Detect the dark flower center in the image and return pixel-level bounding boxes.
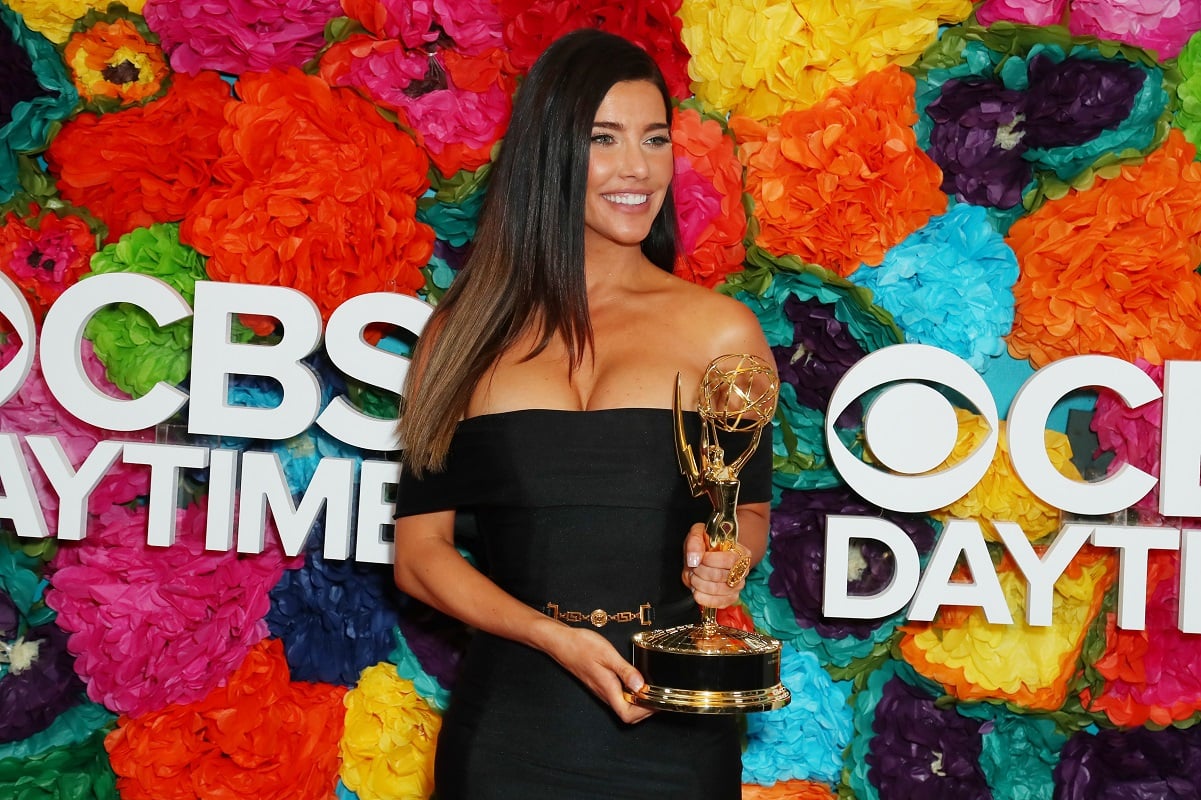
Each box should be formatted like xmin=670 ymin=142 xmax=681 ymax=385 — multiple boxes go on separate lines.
xmin=0 ymin=23 xmax=52 ymax=128
xmin=102 ymin=59 xmax=140 ymax=85
xmin=25 ymin=247 xmax=56 ymax=274
xmin=403 ymin=54 xmax=448 ymax=98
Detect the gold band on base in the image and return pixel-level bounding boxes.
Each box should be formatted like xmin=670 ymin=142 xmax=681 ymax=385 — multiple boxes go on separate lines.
xmin=623 ymin=683 xmax=791 ymax=714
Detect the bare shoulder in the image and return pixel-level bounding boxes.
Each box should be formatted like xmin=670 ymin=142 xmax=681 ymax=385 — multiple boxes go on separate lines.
xmin=656 ymin=274 xmax=770 ymax=359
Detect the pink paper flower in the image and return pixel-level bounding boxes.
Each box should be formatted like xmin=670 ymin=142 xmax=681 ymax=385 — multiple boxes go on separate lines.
xmin=46 ymin=502 xmax=299 ymax=716
xmin=975 ymin=0 xmax=1068 ymax=26
xmin=1069 ymin=0 xmax=1201 ymax=60
xmin=143 ymin=0 xmax=344 ymax=75
xmin=1091 ymin=358 xmax=1168 ymax=524
xmin=0 ymin=342 xmax=150 ymax=525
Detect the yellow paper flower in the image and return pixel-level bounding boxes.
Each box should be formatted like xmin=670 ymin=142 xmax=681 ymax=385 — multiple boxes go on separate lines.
xmin=4 ymin=0 xmax=146 ymax=43
xmin=932 ymin=409 xmax=1078 ymax=542
xmin=679 ymin=0 xmax=973 ymax=120
xmin=900 ymin=546 xmax=1115 ymax=709
xmin=340 ymin=663 xmax=441 ymax=800
xmin=64 ymin=16 xmax=169 ymax=108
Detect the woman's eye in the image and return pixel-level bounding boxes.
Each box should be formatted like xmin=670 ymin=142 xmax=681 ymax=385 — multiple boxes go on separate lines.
xmin=590 ymin=133 xmax=615 ymax=145
xmin=646 ymin=135 xmax=671 ymax=147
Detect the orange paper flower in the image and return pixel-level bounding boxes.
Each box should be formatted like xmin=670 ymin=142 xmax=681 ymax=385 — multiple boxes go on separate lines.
xmin=742 ymin=780 xmax=836 ymax=799
xmin=671 ymin=105 xmax=747 ymax=288
xmin=105 ymin=638 xmax=347 ymax=800
xmin=730 ymin=67 xmax=946 ymax=276
xmin=64 ymin=15 xmax=169 ymax=109
xmin=182 ymin=68 xmax=434 ymax=323
xmin=900 ymin=546 xmax=1115 ymax=710
xmin=1006 ymin=128 xmax=1201 ymax=368
xmin=45 ymin=70 xmax=230 ymax=243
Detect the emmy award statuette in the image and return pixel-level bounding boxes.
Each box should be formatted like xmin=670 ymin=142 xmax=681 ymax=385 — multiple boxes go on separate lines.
xmin=625 ymin=354 xmax=791 ymax=713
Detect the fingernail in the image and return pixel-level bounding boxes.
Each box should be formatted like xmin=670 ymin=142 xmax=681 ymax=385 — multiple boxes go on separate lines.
xmin=687 ymin=553 xmax=700 ymax=568
xmin=628 ymin=676 xmax=644 ymax=692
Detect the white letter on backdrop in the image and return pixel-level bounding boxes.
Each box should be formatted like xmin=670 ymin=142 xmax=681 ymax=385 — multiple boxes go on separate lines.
xmin=909 ymin=518 xmax=1013 ymax=624
xmin=1091 ymin=525 xmax=1180 ymax=630
xmin=41 ymin=274 xmax=191 ymax=431
xmin=992 ymin=521 xmax=1093 ymax=627
xmin=189 ymin=282 xmax=322 ymax=441
xmin=237 ymin=452 xmax=354 ymax=558
xmin=1160 ymin=361 xmax=1201 ymax=518
xmin=353 ymin=458 xmax=400 ymax=565
xmin=25 ymin=436 xmax=123 ymax=541
xmin=0 ymin=434 xmax=48 ymax=538
xmin=122 ymin=442 xmax=209 ymax=547
xmin=823 ymin=515 xmax=921 ymax=619
xmin=318 ymin=292 xmax=432 ymax=451
xmin=1008 ymin=356 xmax=1159 ymax=516
xmin=0 ymin=272 xmax=37 ymax=405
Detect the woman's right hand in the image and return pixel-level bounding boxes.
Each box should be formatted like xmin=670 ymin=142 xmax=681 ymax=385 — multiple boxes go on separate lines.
xmin=543 ymin=624 xmax=655 ymax=725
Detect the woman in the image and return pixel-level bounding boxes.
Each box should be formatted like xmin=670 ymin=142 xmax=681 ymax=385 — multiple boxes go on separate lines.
xmin=393 ymin=28 xmax=775 ymax=799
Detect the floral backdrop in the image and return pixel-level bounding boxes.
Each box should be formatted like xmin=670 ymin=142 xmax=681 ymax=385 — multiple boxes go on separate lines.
xmin=3 ymin=0 xmax=1201 ymax=798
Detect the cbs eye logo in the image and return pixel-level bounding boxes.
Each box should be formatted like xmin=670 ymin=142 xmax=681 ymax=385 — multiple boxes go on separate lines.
xmin=825 ymin=344 xmax=999 ymax=514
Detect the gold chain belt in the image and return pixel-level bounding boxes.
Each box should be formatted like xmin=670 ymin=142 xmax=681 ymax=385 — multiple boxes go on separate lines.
xmin=543 ymin=602 xmax=654 ymax=628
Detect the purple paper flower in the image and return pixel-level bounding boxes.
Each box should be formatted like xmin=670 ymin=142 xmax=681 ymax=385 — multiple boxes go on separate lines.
xmin=0 ymin=620 xmax=85 ymax=744
xmin=1021 ymin=53 xmax=1146 ymax=150
xmin=768 ymin=487 xmax=937 ymax=639
xmin=396 ymin=603 xmax=468 ymax=692
xmin=925 ymin=77 xmax=1031 ymax=208
xmin=868 ymin=674 xmax=990 ymax=798
xmin=772 ymin=295 xmax=867 ymax=427
xmin=1056 ymin=725 xmax=1201 ymax=799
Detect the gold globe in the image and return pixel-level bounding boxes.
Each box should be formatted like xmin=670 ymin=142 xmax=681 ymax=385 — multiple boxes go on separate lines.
xmin=697 ymin=354 xmax=779 ymax=435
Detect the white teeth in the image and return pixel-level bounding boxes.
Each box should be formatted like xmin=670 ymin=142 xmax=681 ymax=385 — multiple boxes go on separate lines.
xmin=604 ymin=193 xmax=648 ymax=205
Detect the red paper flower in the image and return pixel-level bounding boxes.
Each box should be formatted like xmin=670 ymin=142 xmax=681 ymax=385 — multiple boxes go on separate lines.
xmin=731 ymin=67 xmax=946 ymax=276
xmin=181 ymin=68 xmax=434 ymax=323
xmin=671 ymin=105 xmax=747 ymax=288
xmin=0 ymin=203 xmax=96 ymax=321
xmin=45 ymin=70 xmax=230 ymax=244
xmin=498 ymin=0 xmax=692 ymax=98
xmin=340 ymin=0 xmax=504 ymax=55
xmin=105 ymin=638 xmax=347 ymax=800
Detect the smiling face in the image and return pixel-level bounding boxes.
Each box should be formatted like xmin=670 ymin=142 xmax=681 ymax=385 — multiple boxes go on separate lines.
xmin=583 ymin=80 xmax=674 ymax=256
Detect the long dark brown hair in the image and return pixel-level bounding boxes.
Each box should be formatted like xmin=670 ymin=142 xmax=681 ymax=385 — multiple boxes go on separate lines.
xmin=398 ymin=29 xmax=678 ymax=474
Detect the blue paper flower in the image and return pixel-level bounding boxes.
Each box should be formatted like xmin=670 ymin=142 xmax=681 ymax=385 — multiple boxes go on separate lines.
xmin=742 ymin=645 xmax=853 ymax=785
xmin=850 ymin=203 xmax=1019 ymax=372
xmin=267 ymin=523 xmax=405 ymax=685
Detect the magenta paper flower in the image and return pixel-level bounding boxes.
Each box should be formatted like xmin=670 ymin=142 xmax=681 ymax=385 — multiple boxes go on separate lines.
xmin=1070 ymin=0 xmax=1201 ymax=61
xmin=0 ymin=342 xmax=150 ymax=528
xmin=143 ymin=0 xmax=344 ymax=75
xmin=1091 ymin=358 xmax=1168 ymax=524
xmin=46 ymin=502 xmax=299 ymax=716
xmin=319 ymin=39 xmax=514 ymax=177
xmin=975 ymin=0 xmax=1068 ymax=26
xmin=341 ymin=0 xmax=504 ymax=55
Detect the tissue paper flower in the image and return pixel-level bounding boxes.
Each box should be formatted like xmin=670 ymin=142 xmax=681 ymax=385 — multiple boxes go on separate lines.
xmin=1007 ymin=129 xmax=1201 ymax=369
xmin=731 ymin=67 xmax=947 ymax=276
xmin=850 ymin=204 xmax=1018 ymax=371
xmin=741 ymin=646 xmax=853 ymax=785
xmin=1178 ymin=33 xmax=1201 ymax=149
xmin=1055 ymin=723 xmax=1201 ymax=799
xmin=900 ymin=545 xmax=1115 ymax=709
xmin=143 ymin=0 xmax=343 ymax=75
xmin=974 ymin=0 xmax=1068 ymax=26
xmin=0 ymin=5 xmax=79 ymax=203
xmin=0 ymin=204 xmax=97 ymax=322
xmin=498 ymin=0 xmax=693 ymax=98
xmin=182 ymin=68 xmax=434 ymax=322
xmin=106 ymin=638 xmax=346 ymax=800
xmin=45 ymin=70 xmax=230 ymax=243
xmin=1070 ymin=0 xmax=1201 ymax=61
xmin=679 ymin=0 xmax=972 ymax=120
xmin=319 ymin=38 xmax=514 ymax=178
xmin=64 ymin=11 xmax=170 ymax=111
xmin=2 ymin=0 xmax=144 ymax=44
xmin=340 ymin=663 xmax=441 ymax=800
xmin=82 ymin=223 xmax=224 ymax=398
xmin=0 ymin=726 xmax=116 ymax=800
xmin=46 ymin=503 xmax=296 ymax=716
xmin=341 ymin=0 xmax=504 ymax=54
xmin=0 ymin=618 xmax=85 ymax=744
xmin=1081 ymin=550 xmax=1201 ymax=727
xmin=671 ymin=105 xmax=747 ymax=288
xmin=934 ymin=411 xmax=1077 ymax=542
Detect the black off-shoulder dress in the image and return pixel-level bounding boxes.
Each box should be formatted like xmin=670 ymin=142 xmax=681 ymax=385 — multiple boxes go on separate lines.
xmin=394 ymin=408 xmax=772 ymax=800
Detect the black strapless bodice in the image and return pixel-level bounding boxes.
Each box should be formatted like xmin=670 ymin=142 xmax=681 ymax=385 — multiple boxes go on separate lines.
xmin=394 ymin=409 xmax=772 ymax=799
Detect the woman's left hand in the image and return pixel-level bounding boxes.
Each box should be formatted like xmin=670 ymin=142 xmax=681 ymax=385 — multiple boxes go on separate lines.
xmin=681 ymin=523 xmax=750 ymax=608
